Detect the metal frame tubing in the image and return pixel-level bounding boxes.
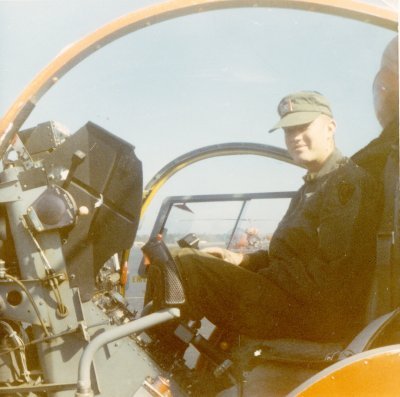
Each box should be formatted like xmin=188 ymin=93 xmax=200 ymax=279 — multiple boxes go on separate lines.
xmin=141 ymin=142 xmax=297 ymax=215
xmin=75 ymin=308 xmax=181 ymax=397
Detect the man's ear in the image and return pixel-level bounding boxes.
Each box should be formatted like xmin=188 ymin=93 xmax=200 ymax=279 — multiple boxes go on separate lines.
xmin=328 ymin=118 xmax=337 ymax=136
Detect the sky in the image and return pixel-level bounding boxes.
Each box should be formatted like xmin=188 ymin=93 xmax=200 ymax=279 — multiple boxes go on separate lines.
xmin=0 ymin=0 xmax=397 ymax=234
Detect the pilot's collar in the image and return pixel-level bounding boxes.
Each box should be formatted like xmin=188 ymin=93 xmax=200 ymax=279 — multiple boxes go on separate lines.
xmin=303 ymin=148 xmax=344 ymax=183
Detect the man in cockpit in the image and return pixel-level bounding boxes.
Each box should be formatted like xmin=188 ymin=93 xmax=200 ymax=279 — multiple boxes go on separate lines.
xmin=168 ymin=89 xmax=380 ymax=344
xmin=147 ymin=37 xmax=397 ymax=346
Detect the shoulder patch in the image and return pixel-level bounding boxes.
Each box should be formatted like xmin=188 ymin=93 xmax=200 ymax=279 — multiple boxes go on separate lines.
xmin=337 ymin=180 xmax=355 ymax=205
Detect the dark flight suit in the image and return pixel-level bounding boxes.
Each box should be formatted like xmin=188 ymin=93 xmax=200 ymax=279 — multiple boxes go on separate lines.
xmin=352 ymin=119 xmax=398 ymax=178
xmin=173 ymin=149 xmax=380 ymax=343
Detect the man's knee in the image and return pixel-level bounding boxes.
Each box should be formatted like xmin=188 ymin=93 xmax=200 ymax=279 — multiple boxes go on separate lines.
xmin=172 ymin=246 xmax=197 ymax=258
xmin=174 ymin=247 xmax=216 ymax=269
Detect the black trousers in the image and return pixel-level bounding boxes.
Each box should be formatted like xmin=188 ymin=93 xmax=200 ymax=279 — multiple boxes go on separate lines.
xmin=172 ymin=248 xmax=318 ymax=340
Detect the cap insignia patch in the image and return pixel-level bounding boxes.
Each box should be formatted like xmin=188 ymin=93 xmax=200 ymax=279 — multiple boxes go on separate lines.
xmin=279 ymin=98 xmax=293 ymax=116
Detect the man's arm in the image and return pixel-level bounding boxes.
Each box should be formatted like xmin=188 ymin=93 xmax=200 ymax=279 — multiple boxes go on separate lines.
xmin=201 ymin=247 xmax=244 ymax=265
xmin=240 ymin=250 xmax=270 ymax=271
xmin=201 ymin=247 xmax=269 ymax=270
xmin=260 ymin=164 xmax=380 ymax=305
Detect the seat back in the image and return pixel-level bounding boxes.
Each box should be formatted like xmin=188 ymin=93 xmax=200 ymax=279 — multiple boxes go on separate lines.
xmin=365 ymin=146 xmax=399 ymax=321
xmin=351 ymin=120 xmax=399 ymax=324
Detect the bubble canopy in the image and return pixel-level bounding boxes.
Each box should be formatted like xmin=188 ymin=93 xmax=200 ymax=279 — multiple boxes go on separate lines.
xmin=0 ymin=0 xmax=396 ymax=211
xmin=0 ymin=0 xmax=396 ymax=152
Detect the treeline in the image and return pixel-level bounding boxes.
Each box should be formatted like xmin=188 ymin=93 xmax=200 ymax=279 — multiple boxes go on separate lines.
xmin=135 ymin=233 xmax=230 ymax=244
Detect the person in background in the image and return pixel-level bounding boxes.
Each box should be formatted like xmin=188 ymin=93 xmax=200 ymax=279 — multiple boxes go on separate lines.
xmin=352 ymin=35 xmax=398 ymax=175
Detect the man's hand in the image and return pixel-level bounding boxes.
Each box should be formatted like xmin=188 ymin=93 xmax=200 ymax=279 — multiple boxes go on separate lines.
xmin=201 ymin=247 xmax=244 ymax=266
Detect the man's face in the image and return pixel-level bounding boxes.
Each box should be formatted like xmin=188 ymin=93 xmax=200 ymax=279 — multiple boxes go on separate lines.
xmin=373 ymin=66 xmax=399 ymax=128
xmin=373 ymin=36 xmax=398 ymax=128
xmin=284 ymin=115 xmax=336 ymax=172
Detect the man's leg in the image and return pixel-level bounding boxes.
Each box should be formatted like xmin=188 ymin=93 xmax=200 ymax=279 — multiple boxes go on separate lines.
xmin=174 ymin=248 xmax=304 ymax=340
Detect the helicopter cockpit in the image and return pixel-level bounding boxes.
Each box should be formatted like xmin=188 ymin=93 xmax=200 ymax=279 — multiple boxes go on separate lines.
xmin=0 ymin=1 xmax=398 ymax=396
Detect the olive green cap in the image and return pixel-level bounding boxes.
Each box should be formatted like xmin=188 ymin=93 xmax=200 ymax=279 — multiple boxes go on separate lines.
xmin=269 ymin=91 xmax=333 ymax=132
